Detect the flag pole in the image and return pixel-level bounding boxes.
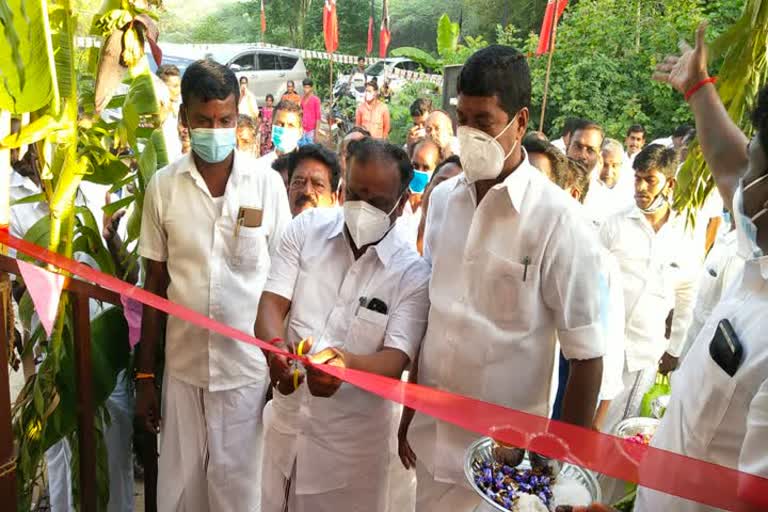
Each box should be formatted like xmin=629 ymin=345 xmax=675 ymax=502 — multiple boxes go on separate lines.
xmin=539 ymin=0 xmax=560 ymax=133
xmin=330 ymin=53 xmax=335 ymax=106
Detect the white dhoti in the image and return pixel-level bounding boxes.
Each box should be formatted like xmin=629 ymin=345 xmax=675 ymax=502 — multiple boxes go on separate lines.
xmin=601 ymin=366 xmax=657 ymax=434
xmin=158 ymin=374 xmax=266 ymax=512
xmin=414 ymin=460 xmax=479 ymax=512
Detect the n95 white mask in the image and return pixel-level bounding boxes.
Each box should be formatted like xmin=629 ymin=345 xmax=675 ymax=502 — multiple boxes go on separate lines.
xmin=343 ymin=199 xmax=400 ymax=248
xmin=458 ymin=114 xmax=518 ymax=183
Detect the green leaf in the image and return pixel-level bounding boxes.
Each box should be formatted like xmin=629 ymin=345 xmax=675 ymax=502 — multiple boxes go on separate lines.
xmin=390 ymin=47 xmax=441 ymax=71
xmin=137 ymin=138 xmax=157 ymax=183
xmin=124 ymin=66 xmax=160 ymax=115
xmin=0 ymin=0 xmax=57 ymax=113
xmin=83 ymin=157 xmax=131 ymax=186
xmin=436 ymin=14 xmax=460 ymax=59
xmin=10 ymin=192 xmax=45 ymax=207
xmin=151 ymin=128 xmax=169 ymax=169
xmin=102 ymin=194 xmax=135 ymax=217
xmin=0 ymin=115 xmax=61 ymax=150
xmin=42 ymin=307 xmax=130 ymax=452
xmin=21 ymin=214 xmax=51 ymax=249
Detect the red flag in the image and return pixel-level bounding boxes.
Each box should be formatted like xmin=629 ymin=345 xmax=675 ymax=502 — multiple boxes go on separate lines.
xmin=260 ymin=0 xmax=266 ymax=34
xmin=367 ymin=0 xmax=374 ymax=55
xmin=323 ymin=0 xmax=339 ymax=54
xmin=379 ymin=0 xmax=391 ymax=58
xmin=536 ymin=0 xmax=569 ymax=56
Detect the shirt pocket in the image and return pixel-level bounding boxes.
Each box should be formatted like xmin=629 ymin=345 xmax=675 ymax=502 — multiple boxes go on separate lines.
xmin=681 ymin=350 xmax=738 ymax=451
xmin=345 ymin=307 xmax=388 ymax=356
xmin=232 ymin=225 xmax=268 ymax=266
xmin=467 ymin=251 xmax=538 ymax=330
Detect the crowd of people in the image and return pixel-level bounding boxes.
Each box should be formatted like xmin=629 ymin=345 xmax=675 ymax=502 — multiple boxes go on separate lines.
xmin=7 ymin=22 xmax=768 ymax=512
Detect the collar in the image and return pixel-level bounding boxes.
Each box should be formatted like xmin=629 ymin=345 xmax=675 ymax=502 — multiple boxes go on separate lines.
xmin=328 ymin=208 xmax=404 ymax=266
xmin=452 ymin=148 xmax=536 ymax=212
xmin=177 ymin=150 xmax=244 ymax=183
xmin=742 ymin=256 xmax=768 ymax=283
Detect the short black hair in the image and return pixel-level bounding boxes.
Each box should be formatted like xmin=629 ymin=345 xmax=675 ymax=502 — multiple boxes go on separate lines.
xmin=346 ymin=126 xmax=371 ymax=138
xmin=436 ymin=155 xmax=462 ymax=171
xmin=633 ymin=143 xmax=679 ymax=178
xmin=563 ymin=158 xmax=591 ymax=203
xmin=522 ymin=135 xmax=568 ymax=185
xmin=286 ymin=144 xmax=341 ymax=191
xmin=272 ymin=153 xmax=291 ymax=173
xmin=287 ymin=80 xmax=295 ymax=86
xmin=302 ymin=78 xmax=313 ymax=87
xmin=410 ymin=98 xmax=433 ymax=118
xmin=562 ymin=117 xmax=585 ymax=137
xmin=366 ymin=81 xmax=379 ymax=91
xmin=181 ymin=59 xmax=239 ymax=106
xmin=156 ymin=64 xmax=180 ymax=81
xmin=275 ymin=99 xmax=302 ymax=116
xmin=347 ymin=138 xmax=413 ymax=193
xmin=627 ymin=124 xmax=646 ymax=137
xmin=752 ymin=85 xmax=768 ymax=160
xmin=266 ymin=93 xmax=274 ymax=102
xmin=239 ymin=76 xmax=248 ymax=83
xmin=673 ymin=124 xmax=695 ymax=139
xmin=237 ymin=114 xmax=257 ymax=132
xmin=572 ymin=119 xmax=604 ymax=138
xmin=458 ymin=45 xmax=531 ymax=119
xmin=358 ymin=56 xmax=366 ymax=62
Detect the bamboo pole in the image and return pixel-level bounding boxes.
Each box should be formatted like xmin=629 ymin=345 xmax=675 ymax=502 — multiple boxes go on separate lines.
xmin=539 ymin=0 xmax=560 ymax=133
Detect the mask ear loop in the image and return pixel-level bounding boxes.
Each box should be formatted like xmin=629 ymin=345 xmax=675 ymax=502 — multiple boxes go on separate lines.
xmin=495 ymin=113 xmax=520 ymax=162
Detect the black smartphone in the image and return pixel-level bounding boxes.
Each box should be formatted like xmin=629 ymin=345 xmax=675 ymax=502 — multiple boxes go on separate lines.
xmin=366 ymin=298 xmax=388 ymax=315
xmin=709 ymin=319 xmax=743 ymax=377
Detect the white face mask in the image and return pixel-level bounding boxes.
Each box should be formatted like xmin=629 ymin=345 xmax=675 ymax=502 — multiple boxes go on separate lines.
xmin=457 ymin=114 xmax=518 ymax=184
xmin=365 ymin=91 xmax=375 ymax=102
xmin=733 ymin=175 xmax=767 ymax=259
xmin=343 ymin=198 xmax=400 ymax=248
xmin=639 ymin=176 xmax=669 ymax=214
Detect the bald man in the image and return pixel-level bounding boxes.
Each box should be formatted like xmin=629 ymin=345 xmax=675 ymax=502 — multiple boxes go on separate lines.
xmin=397 ymin=138 xmax=442 ymax=248
xmin=425 ymin=110 xmax=460 ymax=159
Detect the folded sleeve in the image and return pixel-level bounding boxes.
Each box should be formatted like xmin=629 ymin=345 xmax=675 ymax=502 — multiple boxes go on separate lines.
xmin=263 ymin=210 xmax=308 ymax=301
xmin=138 ymin=174 xmax=168 ymax=262
xmin=543 ymin=213 xmax=606 ymax=361
xmin=383 ymin=260 xmax=431 ymax=362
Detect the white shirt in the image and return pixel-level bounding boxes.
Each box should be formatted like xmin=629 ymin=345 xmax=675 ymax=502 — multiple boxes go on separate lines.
xmin=396 ymin=199 xmax=422 ymax=248
xmin=583 ymin=178 xmax=634 ymax=225
xmin=596 ymin=247 xmax=626 ymax=401
xmin=263 ymin=207 xmax=430 ymax=494
xmin=413 ymin=156 xmax=606 ymax=485
xmin=138 ymin=151 xmax=291 ymax=391
xmin=680 ymin=230 xmax=744 ymax=360
xmin=552 ymin=137 xmax=567 ymax=153
xmin=636 ymin=257 xmax=768 ymax=511
xmin=600 ymin=209 xmax=699 ymax=372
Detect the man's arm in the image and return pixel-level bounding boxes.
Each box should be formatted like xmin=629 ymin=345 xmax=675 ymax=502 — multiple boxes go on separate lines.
xmin=662 ymin=262 xmax=698 ymax=373
xmin=355 ymin=106 xmax=363 ymax=128
xmin=254 ymin=291 xmax=294 ymax=395
xmin=134 ymin=259 xmax=169 ymax=433
xmin=561 ymin=357 xmax=604 ymax=427
xmin=653 ymin=22 xmax=748 ymax=211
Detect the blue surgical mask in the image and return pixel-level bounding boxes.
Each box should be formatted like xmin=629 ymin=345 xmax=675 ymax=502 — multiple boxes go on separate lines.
xmin=409 ymin=170 xmax=432 ymax=194
xmin=189 ymin=127 xmax=236 ymax=163
xmin=272 ymin=125 xmax=301 ymax=154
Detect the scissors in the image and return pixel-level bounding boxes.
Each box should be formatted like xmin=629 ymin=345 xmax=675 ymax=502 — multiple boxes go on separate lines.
xmin=291 ymin=338 xmax=310 ymax=391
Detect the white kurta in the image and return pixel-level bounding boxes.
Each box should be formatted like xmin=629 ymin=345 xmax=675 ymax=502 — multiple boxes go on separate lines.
xmin=412 ymin=154 xmax=606 ymax=503
xmin=636 ymin=257 xmax=768 ymax=511
xmin=260 ymin=207 xmax=430 ymax=512
xmin=139 ymin=150 xmax=290 ymax=511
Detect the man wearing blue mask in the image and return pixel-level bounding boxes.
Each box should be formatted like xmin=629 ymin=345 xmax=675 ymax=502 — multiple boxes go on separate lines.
xmin=398 ymin=138 xmax=441 ymax=247
xmin=256 ymin=138 xmax=430 ymax=512
xmin=399 ymin=46 xmax=606 ymax=511
xmin=635 ymin=23 xmax=768 ymax=511
xmin=135 ymin=59 xmax=291 ymax=512
xmin=260 ymin=99 xmax=304 ymax=169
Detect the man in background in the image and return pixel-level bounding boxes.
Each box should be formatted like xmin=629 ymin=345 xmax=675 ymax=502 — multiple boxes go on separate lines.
xmin=583 ymin=138 xmax=634 ymax=223
xmin=425 ymin=110 xmax=460 ymax=159
xmin=285 ymin=144 xmax=340 ymax=217
xmin=355 ymin=81 xmax=390 ymax=139
xmin=523 ymin=135 xmax=568 ymax=184
xmin=567 ymin=119 xmax=605 ymax=178
xmin=236 ymin=114 xmax=259 ymax=156
xmin=399 ymin=138 xmax=441 ymax=247
xmin=282 ymin=80 xmax=301 ymax=105
xmin=406 ymin=98 xmax=433 ymax=151
xmin=551 ymin=117 xmax=584 ymax=153
xmin=156 ymin=64 xmax=183 ymax=161
xmin=300 ymin=79 xmax=322 ymax=146
xmin=624 ymin=124 xmax=646 ymax=164
xmin=261 ymin=100 xmax=303 ymax=168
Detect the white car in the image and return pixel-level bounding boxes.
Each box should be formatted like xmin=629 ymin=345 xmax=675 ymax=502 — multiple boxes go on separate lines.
xmin=226 ymin=48 xmax=308 ymax=104
xmin=334 ymin=58 xmax=423 ymax=102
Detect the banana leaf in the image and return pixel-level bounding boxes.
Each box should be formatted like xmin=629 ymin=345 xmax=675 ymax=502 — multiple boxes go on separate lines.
xmin=0 ymin=0 xmax=57 ymax=113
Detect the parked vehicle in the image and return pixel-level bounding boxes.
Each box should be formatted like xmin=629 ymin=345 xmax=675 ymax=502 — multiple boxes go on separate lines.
xmin=226 ymin=48 xmax=308 ymax=104
xmin=333 ymin=58 xmax=425 ymax=102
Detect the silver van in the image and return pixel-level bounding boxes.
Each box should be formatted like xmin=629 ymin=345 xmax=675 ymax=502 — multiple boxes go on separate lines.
xmin=227 ymin=48 xmax=308 ymax=103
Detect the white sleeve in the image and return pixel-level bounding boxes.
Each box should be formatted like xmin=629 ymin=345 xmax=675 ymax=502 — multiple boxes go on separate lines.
xmin=599 ymin=253 xmax=626 ymax=400
xmin=263 ymin=211 xmax=308 ymax=301
xmin=543 ymin=213 xmax=605 ymax=361
xmin=266 ymin=170 xmax=292 ymax=258
xmin=383 ymin=260 xmax=431 ymax=361
xmin=738 ymin=379 xmax=768 ymax=483
xmin=138 ymin=174 xmax=168 ymax=262
xmin=666 ymin=262 xmax=699 ymax=357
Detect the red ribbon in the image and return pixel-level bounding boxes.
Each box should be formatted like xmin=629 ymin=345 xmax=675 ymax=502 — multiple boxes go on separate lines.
xmin=2 ymin=227 xmax=767 ymax=511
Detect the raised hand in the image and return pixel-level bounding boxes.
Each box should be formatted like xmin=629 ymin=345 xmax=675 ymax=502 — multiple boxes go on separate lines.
xmin=652 ymin=22 xmax=709 ymax=96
